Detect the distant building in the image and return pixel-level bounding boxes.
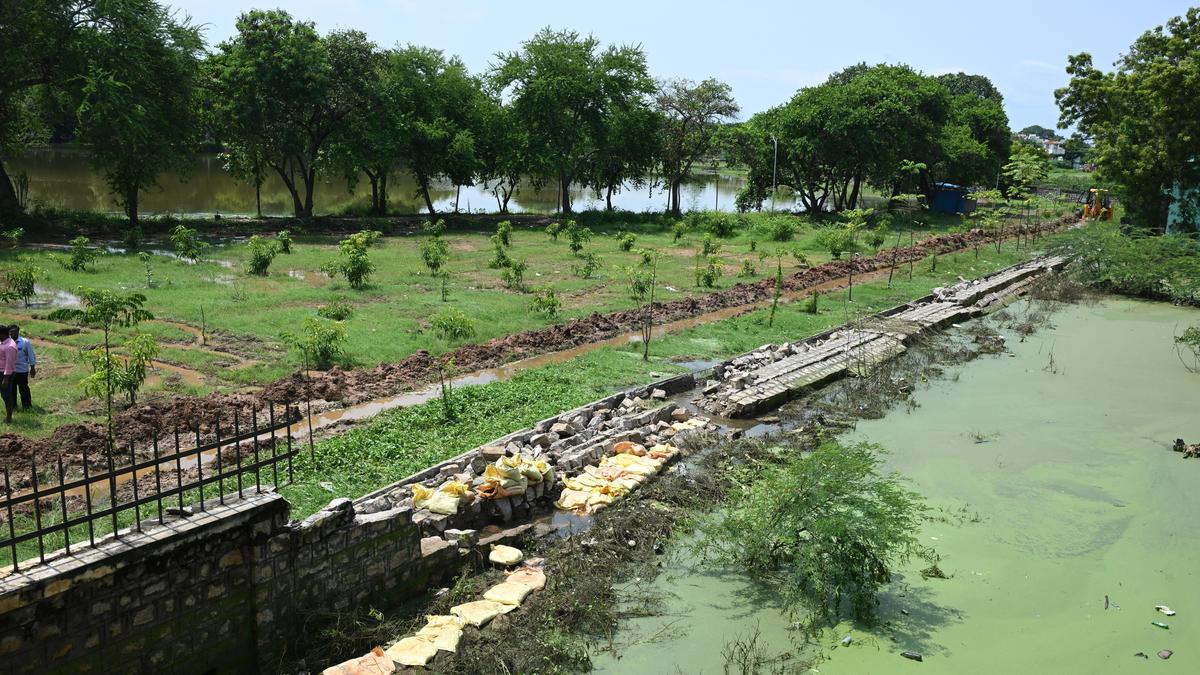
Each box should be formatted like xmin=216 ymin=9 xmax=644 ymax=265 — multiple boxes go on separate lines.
xmin=1041 ymin=139 xmax=1065 ymax=157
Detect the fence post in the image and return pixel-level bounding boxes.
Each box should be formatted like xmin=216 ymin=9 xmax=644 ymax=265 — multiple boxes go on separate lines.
xmin=57 ymin=455 xmax=69 ymax=555
xmin=30 ymin=458 xmax=44 ymax=564
xmin=129 ymin=440 xmax=141 ymax=533
xmin=4 ymin=468 xmax=17 ymax=572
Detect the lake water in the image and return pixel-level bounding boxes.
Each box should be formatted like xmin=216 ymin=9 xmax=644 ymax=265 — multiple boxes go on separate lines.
xmin=592 ymin=297 xmax=1200 ymax=673
xmin=6 ymin=147 xmax=751 ymax=216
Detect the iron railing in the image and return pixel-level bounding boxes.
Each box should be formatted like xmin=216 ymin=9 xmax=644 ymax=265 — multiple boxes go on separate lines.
xmin=0 ymin=402 xmax=300 ymax=572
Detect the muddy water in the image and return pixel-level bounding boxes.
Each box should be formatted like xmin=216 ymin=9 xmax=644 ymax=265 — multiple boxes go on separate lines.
xmin=592 ymin=298 xmax=1200 ymax=674
xmin=8 ymin=147 xmax=750 ymax=216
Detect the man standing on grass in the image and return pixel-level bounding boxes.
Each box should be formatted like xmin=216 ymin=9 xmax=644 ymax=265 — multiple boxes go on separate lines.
xmin=10 ymin=325 xmax=35 ymax=411
xmin=0 ymin=327 xmax=15 ymax=423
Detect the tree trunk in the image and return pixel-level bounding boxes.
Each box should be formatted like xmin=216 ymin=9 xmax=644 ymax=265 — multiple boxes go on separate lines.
xmin=369 ymin=173 xmax=380 ymax=215
xmin=125 ymin=186 xmax=139 ymax=228
xmin=454 ymin=185 xmax=461 ymax=214
xmin=560 ymin=173 xmax=573 ymax=214
xmin=501 ymin=178 xmax=514 ymax=214
xmin=302 ymin=168 xmax=316 ymax=221
xmin=274 ymin=165 xmax=305 ymax=219
xmin=848 ymin=175 xmax=862 ymax=210
xmin=606 ymin=183 xmax=614 ymax=211
xmin=255 ymin=179 xmax=262 ymax=219
xmin=0 ymin=160 xmax=20 ymax=215
xmin=418 ymin=174 xmax=436 ymax=216
xmin=669 ymin=178 xmax=682 ymax=216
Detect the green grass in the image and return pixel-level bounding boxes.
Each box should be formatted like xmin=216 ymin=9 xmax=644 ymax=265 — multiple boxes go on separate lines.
xmin=0 ymin=211 xmax=981 ymax=434
xmin=278 ymin=243 xmax=1037 ymax=519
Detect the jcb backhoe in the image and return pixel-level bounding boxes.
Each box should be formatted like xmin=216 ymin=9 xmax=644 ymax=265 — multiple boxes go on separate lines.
xmin=1077 ymin=188 xmax=1114 ymax=221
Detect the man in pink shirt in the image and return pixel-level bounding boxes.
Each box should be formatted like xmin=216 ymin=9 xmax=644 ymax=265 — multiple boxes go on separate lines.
xmin=0 ymin=328 xmax=15 ymax=423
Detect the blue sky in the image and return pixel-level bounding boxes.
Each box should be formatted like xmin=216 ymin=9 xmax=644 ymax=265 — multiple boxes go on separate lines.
xmin=171 ymin=0 xmax=1195 ymax=132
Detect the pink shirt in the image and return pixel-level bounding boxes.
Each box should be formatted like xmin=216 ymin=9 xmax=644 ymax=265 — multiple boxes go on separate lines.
xmin=0 ymin=338 xmax=15 ymax=376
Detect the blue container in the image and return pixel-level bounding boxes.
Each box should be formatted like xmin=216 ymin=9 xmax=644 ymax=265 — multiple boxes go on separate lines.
xmin=930 ymin=183 xmax=976 ymax=214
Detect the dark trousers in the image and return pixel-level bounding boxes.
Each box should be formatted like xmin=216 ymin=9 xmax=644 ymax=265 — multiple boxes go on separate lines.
xmin=1 ymin=376 xmax=14 ymax=412
xmin=12 ymin=372 xmax=30 ymax=408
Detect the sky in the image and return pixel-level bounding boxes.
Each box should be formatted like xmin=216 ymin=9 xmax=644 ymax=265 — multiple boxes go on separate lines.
xmin=170 ymin=0 xmax=1196 ymax=132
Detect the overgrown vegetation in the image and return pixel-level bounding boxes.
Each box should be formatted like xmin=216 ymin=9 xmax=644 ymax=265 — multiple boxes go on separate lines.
xmin=430 ymin=308 xmax=476 ymax=342
xmin=321 ymin=231 xmax=376 ymax=289
xmin=170 ymin=225 xmax=208 ymax=263
xmin=1053 ymin=223 xmax=1199 ymax=305
xmin=59 ymin=236 xmax=100 ymax=271
xmin=245 ymin=234 xmax=278 ymax=276
xmin=282 ymin=317 xmax=347 ymax=369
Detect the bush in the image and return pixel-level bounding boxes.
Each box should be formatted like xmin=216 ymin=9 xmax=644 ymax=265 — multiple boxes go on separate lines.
xmin=420 ymin=236 xmax=450 ymax=275
xmin=359 ymin=229 xmax=384 ymax=247
xmin=699 ymin=440 xmax=928 ymax=620
xmin=501 ymin=259 xmax=528 ymax=291
xmin=763 ymin=216 xmax=797 ymax=242
xmin=703 ymin=212 xmax=739 ymax=238
xmin=816 ymin=226 xmax=855 ymax=259
xmin=700 ymin=233 xmax=721 ymax=256
xmin=3 ymin=257 xmax=44 ymax=307
xmin=282 ymin=317 xmax=347 ymax=369
xmin=430 ymin=308 xmax=476 ymax=342
xmin=617 ymin=232 xmax=637 ymax=251
xmin=320 ymin=232 xmax=375 ymax=289
xmin=672 ymin=221 xmax=686 ymax=243
xmin=572 ymin=252 xmax=600 ymax=279
xmin=422 ymin=219 xmax=447 ymax=237
xmin=246 ymin=235 xmax=279 ymax=276
xmin=738 ymin=259 xmax=756 ymax=277
xmin=529 ymin=286 xmax=562 ymax=318
xmin=317 ymin=297 xmax=355 ymax=321
xmin=695 ymin=254 xmax=724 ymax=288
xmin=545 ymin=221 xmax=563 ymax=241
xmin=277 ymin=230 xmax=294 ymax=254
xmin=635 ymin=248 xmax=655 ymax=266
xmin=566 ymin=223 xmax=593 ymax=255
xmin=803 ymin=291 xmax=819 ymax=314
xmin=495 ymin=220 xmax=513 ymax=247
xmin=1051 ymin=223 xmax=1200 ymax=305
xmin=59 ymin=236 xmax=101 ymax=271
xmin=626 ymin=267 xmax=653 ymax=301
xmin=170 ymin=225 xmax=208 ymax=262
xmin=488 ymin=241 xmax=511 ymax=269
xmin=123 ymin=224 xmax=142 ymax=251
xmin=138 ymin=252 xmax=154 ymax=288
xmin=1 ymin=228 xmax=23 ymax=247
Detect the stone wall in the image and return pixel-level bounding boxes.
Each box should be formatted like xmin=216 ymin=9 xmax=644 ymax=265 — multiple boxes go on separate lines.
xmin=0 ymin=373 xmax=700 ymax=674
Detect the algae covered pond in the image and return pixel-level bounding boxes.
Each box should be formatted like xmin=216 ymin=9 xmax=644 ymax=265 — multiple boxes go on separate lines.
xmin=593 ymin=297 xmax=1200 ymax=673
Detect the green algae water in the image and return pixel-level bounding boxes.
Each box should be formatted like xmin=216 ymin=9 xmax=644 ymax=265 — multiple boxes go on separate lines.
xmin=593 ymin=297 xmax=1200 ymax=674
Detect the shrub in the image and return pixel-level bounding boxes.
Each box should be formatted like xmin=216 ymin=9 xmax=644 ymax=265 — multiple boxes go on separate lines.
xmin=1176 ymin=325 xmax=1200 ymax=372
xmin=803 ymin=291 xmax=819 ymax=314
xmin=815 ymin=226 xmax=855 ymax=259
xmin=138 ymin=252 xmax=154 ymax=288
xmin=277 ymin=230 xmax=294 ymax=254
xmin=246 ymin=234 xmax=278 ymax=276
xmin=123 ymin=224 xmax=142 ymax=251
xmin=695 ymin=254 xmax=724 ymax=288
xmin=672 ymin=221 xmax=687 ymax=243
xmin=626 ymin=267 xmax=653 ymax=301
xmin=738 ymin=259 xmax=756 ymax=278
xmin=529 ymin=286 xmax=562 ymax=318
xmin=545 ymin=221 xmax=563 ymax=241
xmin=317 ymin=297 xmax=355 ymax=321
xmin=3 ymin=257 xmax=44 ymax=306
xmin=420 ymin=236 xmax=450 ymax=276
xmin=501 ymin=259 xmax=528 ymax=291
xmin=1 ymin=227 xmax=23 ymax=247
xmin=430 ymin=308 xmax=476 ymax=342
xmin=422 ymin=219 xmax=447 ymax=237
xmin=705 ymin=212 xmax=738 ymax=238
xmin=495 ymin=220 xmax=513 ymax=247
xmin=566 ymin=223 xmax=592 ymax=255
xmin=321 ymin=232 xmax=375 ymax=289
xmin=170 ymin=225 xmax=208 ymax=262
xmin=359 ymin=229 xmax=384 ymax=247
xmin=282 ymin=317 xmax=347 ymax=369
xmin=749 ymin=239 xmax=757 ymax=252
xmin=700 ymin=233 xmax=721 ymax=256
xmin=764 ymin=216 xmax=797 ymax=242
xmin=572 ymin=252 xmax=600 ymax=279
xmin=617 ymin=232 xmax=637 ymax=251
xmin=635 ymin=248 xmax=654 ymax=266
xmin=59 ymin=236 xmax=101 ymax=271
xmin=487 ymin=241 xmax=511 ymax=269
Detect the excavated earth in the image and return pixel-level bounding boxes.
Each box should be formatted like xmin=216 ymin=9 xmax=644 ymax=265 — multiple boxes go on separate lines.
xmin=0 ymin=222 xmax=1066 ymax=474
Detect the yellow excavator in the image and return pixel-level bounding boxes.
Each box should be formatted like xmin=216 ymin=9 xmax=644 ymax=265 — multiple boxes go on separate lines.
xmin=1077 ymin=188 xmax=1114 ymax=221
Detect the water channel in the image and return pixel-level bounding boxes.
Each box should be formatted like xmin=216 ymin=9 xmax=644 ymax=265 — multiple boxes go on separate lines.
xmin=592 ymin=297 xmax=1200 ymax=673
xmin=6 ymin=148 xmax=751 ymax=216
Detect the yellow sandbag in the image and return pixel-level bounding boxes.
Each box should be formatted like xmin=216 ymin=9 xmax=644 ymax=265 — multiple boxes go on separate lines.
xmin=605 ymin=453 xmax=661 ymax=469
xmin=555 ymin=488 xmax=590 ymax=511
xmin=483 ymin=462 xmax=528 ymax=497
xmin=613 ymin=441 xmax=647 ymax=456
xmin=517 ymin=456 xmax=544 ymax=483
xmin=585 ymin=465 xmax=625 ymax=480
xmin=564 ymin=474 xmax=608 ymax=491
xmin=450 ymin=600 xmax=516 ymax=627
xmin=415 ymin=623 xmax=463 ymax=652
xmin=324 ymin=646 xmax=396 ymax=675
xmin=411 ymin=484 xmax=460 ymax=515
xmin=648 ymin=444 xmax=678 ymax=460
xmin=383 ymin=637 xmax=437 ymax=667
xmin=533 ymin=458 xmax=555 ymax=486
xmin=438 ymin=481 xmax=471 ymax=497
xmin=506 ymin=567 xmax=546 ymax=591
xmin=611 ymin=476 xmax=641 ymax=492
xmin=424 ymin=615 xmax=465 ymax=629
xmin=587 ymin=491 xmax=615 ymax=507
xmin=483 ymin=581 xmax=533 ymax=606
xmin=489 ymin=544 xmax=524 ymax=566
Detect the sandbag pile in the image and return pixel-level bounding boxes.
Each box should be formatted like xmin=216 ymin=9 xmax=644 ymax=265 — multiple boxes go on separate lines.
xmin=554 ymin=441 xmax=680 ymax=514
xmin=358 ymin=557 xmax=548 ymax=669
xmin=409 ymin=454 xmax=555 ymax=516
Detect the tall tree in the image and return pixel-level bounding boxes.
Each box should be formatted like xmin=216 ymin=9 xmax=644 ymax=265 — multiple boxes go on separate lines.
xmin=73 ymin=5 xmax=203 ymax=226
xmin=326 ymin=47 xmax=393 ymax=215
xmin=1057 ymin=7 xmax=1200 ymax=230
xmin=492 ymin=28 xmax=654 ymax=214
xmin=386 ymin=46 xmax=486 ymax=216
xmin=206 ymin=11 xmax=375 ymax=219
xmin=656 ymin=78 xmax=739 ymax=216
xmin=938 ymin=72 xmax=1005 ymax=104
xmin=476 ymin=97 xmax=525 ymax=214
xmin=586 ymin=102 xmax=660 ymax=211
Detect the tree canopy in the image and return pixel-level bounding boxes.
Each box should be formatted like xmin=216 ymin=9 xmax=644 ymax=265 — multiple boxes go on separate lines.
xmin=1057 ymin=7 xmax=1200 ymax=230
xmin=656 ymin=78 xmax=740 ymax=216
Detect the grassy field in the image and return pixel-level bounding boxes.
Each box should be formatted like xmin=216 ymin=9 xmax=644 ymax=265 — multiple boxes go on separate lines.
xmin=0 ymin=210 xmax=985 ymax=436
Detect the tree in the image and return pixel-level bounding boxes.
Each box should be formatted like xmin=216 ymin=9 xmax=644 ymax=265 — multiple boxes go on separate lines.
xmin=0 ymin=0 xmax=191 ymax=216
xmin=492 ymin=28 xmax=654 ymax=214
xmin=656 ymin=78 xmax=740 ymax=216
xmin=1062 ymin=133 xmax=1090 ymax=165
xmin=1057 ymin=8 xmax=1200 ymax=230
xmin=385 ymin=46 xmax=487 ymax=216
xmin=205 ymin=11 xmax=376 ymax=219
xmin=1017 ymin=124 xmax=1062 ymax=141
xmin=326 ymin=46 xmax=393 ymax=215
xmin=72 ymin=4 xmax=203 ymax=227
xmin=477 ymin=97 xmax=525 ymax=214
xmin=700 ymin=440 xmax=928 ymax=621
xmin=938 ymin=72 xmax=1005 ymax=104
xmin=586 ymin=102 xmax=660 ymax=211
xmin=49 ymin=290 xmax=154 ymax=451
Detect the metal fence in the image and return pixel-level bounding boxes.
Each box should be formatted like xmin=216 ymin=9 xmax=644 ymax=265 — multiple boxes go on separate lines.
xmin=1 ymin=402 xmax=300 ymax=572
